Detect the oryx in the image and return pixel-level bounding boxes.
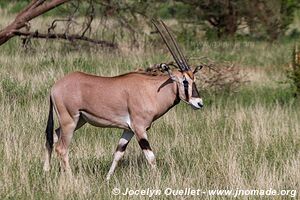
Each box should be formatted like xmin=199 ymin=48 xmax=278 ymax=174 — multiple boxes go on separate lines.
xmin=43 ymin=20 xmax=203 ymax=180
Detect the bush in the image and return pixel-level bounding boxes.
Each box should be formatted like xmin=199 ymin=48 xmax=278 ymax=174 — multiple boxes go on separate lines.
xmin=289 ymin=44 xmax=300 ymax=96
xmin=198 ymin=62 xmax=248 ymax=94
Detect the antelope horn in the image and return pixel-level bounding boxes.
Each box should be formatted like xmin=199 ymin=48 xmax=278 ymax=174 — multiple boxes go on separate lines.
xmin=152 ymin=19 xmax=187 ymax=72
xmin=160 ymin=20 xmax=190 ymax=71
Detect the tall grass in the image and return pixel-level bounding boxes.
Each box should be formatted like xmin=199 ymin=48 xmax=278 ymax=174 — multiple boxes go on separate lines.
xmin=0 ymin=16 xmax=299 ymax=199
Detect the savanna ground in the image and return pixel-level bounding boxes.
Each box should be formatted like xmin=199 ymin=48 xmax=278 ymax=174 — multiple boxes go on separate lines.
xmin=0 ymin=12 xmax=300 ymax=200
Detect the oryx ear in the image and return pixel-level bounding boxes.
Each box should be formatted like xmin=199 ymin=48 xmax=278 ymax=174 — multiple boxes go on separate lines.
xmin=160 ymin=63 xmax=179 ymax=82
xmin=193 ymin=65 xmax=203 ymax=74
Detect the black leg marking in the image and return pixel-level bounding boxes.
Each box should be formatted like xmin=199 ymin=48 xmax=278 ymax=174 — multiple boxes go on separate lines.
xmin=139 ymin=139 xmax=151 ymax=150
xmin=116 ymin=142 xmax=129 ymax=152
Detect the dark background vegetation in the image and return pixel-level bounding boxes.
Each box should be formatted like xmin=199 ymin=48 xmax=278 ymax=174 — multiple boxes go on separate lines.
xmin=1 ymin=0 xmax=300 ymax=41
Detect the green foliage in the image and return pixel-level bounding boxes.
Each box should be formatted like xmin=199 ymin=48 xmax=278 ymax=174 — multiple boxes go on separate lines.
xmin=281 ymin=0 xmax=300 ymax=30
xmin=1 ymin=77 xmax=30 ymax=105
xmin=1 ymin=0 xmax=299 ymax=44
xmin=289 ymin=45 xmax=300 ymax=96
xmin=244 ymin=0 xmax=300 ymax=41
xmin=156 ymin=1 xmax=193 ymax=19
xmin=8 ymin=1 xmax=28 ymax=13
xmin=0 ymin=75 xmax=52 ymax=105
xmin=159 ymin=0 xmax=300 ymax=40
xmin=0 ymin=0 xmax=29 ymax=12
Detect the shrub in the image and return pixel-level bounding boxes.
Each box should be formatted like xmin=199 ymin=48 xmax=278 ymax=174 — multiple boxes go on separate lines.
xmin=289 ymin=44 xmax=300 ymax=96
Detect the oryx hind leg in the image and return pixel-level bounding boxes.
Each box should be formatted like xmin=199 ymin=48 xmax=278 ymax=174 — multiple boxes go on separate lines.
xmin=54 ymin=128 xmax=60 ymax=144
xmin=43 ymin=97 xmax=54 ymax=172
xmin=55 ymin=113 xmax=80 ymax=173
xmin=54 ymin=117 xmax=86 ymax=144
xmin=106 ymin=129 xmax=134 ymax=181
xmin=43 ymin=141 xmax=53 ymax=171
xmin=44 ymin=128 xmax=62 ymax=171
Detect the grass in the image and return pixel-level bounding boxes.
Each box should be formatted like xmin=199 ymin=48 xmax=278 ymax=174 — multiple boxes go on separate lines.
xmin=0 ymin=16 xmax=299 ymax=200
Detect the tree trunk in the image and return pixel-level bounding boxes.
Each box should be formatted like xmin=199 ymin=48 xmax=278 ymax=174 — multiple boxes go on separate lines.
xmin=217 ymin=0 xmax=238 ymax=38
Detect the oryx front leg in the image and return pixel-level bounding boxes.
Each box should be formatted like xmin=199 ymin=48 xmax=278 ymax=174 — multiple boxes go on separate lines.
xmin=136 ymin=131 xmax=156 ymax=169
xmin=106 ymin=130 xmax=134 ymax=181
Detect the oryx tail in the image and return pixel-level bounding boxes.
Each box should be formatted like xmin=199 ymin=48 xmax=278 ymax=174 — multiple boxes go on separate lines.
xmin=45 ymin=97 xmax=54 ymax=149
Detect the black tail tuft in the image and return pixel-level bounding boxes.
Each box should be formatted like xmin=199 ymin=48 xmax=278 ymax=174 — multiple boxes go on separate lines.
xmin=45 ymin=97 xmax=54 ymax=149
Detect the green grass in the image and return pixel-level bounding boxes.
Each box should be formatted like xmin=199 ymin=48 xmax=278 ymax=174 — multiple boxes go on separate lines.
xmin=0 ymin=16 xmax=299 ymax=200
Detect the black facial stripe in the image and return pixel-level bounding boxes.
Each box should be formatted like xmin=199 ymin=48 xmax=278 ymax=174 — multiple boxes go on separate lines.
xmin=138 ymin=138 xmax=151 ymax=150
xmin=192 ymin=82 xmax=200 ymax=97
xmin=183 ymin=78 xmax=189 ymax=101
xmin=116 ymin=142 xmax=129 ymax=152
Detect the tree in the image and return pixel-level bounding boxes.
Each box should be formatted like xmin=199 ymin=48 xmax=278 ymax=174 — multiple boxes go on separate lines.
xmin=244 ymin=0 xmax=300 ymax=41
xmin=174 ymin=0 xmax=242 ymax=38
xmin=173 ymin=0 xmax=299 ymax=40
xmin=0 ymin=0 xmax=117 ymax=48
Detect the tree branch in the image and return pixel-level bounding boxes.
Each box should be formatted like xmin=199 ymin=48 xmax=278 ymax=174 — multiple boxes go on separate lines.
xmin=13 ymin=30 xmax=118 ymax=48
xmin=0 ymin=0 xmax=70 ymax=46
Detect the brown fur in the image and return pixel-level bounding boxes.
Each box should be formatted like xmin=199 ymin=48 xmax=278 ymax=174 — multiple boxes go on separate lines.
xmin=43 ymin=66 xmax=202 ymax=180
xmin=44 ymin=71 xmax=182 ymax=174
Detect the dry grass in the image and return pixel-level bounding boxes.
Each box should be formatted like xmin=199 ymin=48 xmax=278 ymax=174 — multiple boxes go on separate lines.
xmin=0 ymin=14 xmax=299 ymax=200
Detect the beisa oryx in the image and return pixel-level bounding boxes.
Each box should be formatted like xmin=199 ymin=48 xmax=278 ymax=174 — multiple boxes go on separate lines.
xmin=43 ymin=20 xmax=203 ymax=180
